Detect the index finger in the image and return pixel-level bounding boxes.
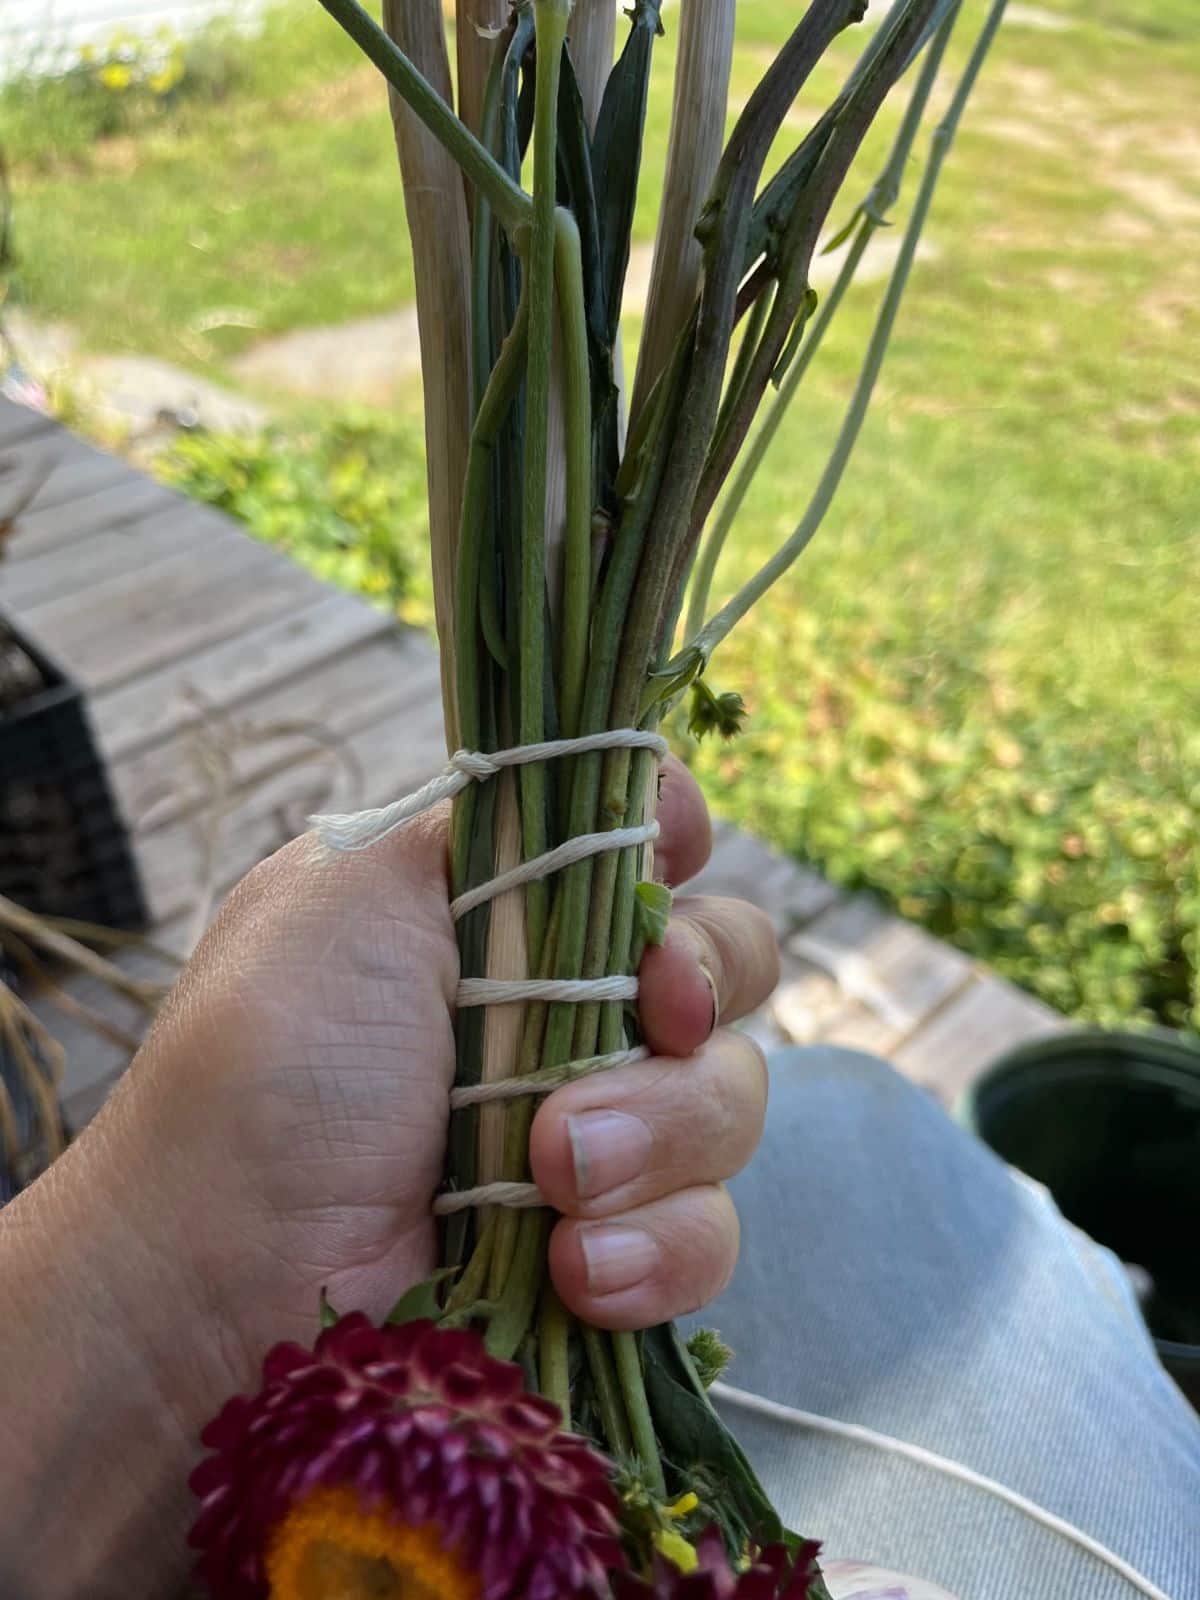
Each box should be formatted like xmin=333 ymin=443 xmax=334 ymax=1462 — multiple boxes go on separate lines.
xmin=654 ymin=755 xmax=712 ymax=888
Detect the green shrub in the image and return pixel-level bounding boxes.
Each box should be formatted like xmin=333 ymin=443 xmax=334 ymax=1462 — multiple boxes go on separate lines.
xmin=154 ymin=411 xmax=432 ymax=624
xmin=684 ymin=634 xmax=1199 ymax=1033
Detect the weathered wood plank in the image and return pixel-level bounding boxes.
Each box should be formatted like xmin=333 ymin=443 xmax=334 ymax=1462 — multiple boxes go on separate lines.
xmin=9 ymin=473 xmax=177 ymax=555
xmin=0 ymin=424 xmax=100 ymax=496
xmin=92 ymin=590 xmax=396 ymax=760
xmin=134 ymin=691 xmax=448 ymax=925
xmin=20 ymin=536 xmax=326 ymax=692
xmin=788 ymin=892 xmax=975 ymax=1034
xmin=684 ymin=824 xmax=840 ymax=934
xmin=0 ymin=399 xmax=58 ymax=449
xmin=9 ymin=447 xmax=133 ymax=521
xmin=894 ymin=973 xmax=1067 ymax=1104
xmin=1 ymin=498 xmax=238 ymax=610
xmin=112 ymin=631 xmax=443 ymax=834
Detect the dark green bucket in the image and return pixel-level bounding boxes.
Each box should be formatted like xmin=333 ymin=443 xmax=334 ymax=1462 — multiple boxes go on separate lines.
xmin=960 ymin=1029 xmax=1200 ymax=1408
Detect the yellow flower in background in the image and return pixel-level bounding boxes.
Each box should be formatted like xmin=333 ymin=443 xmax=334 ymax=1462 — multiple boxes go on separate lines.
xmin=98 ymin=62 xmax=133 ymax=91
xmin=148 ymin=51 xmax=185 ymax=96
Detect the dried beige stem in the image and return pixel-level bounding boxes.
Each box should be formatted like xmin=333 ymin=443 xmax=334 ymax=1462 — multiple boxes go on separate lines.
xmin=630 ymin=0 xmax=735 ymax=427
xmin=568 ymin=0 xmax=617 ymax=132
xmin=0 ymin=894 xmax=161 ymax=1010
xmin=382 ymin=0 xmax=473 ymax=751
xmin=455 ymin=0 xmax=507 ymax=142
xmin=3 ymin=934 xmax=145 ymax=1055
xmin=0 ymin=983 xmax=65 ymax=1165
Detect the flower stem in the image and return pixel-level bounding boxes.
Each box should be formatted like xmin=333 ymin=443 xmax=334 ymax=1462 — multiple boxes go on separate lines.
xmin=444 ymin=1216 xmax=496 ymax=1315
xmin=614 ymin=1331 xmax=664 ymax=1494
xmin=583 ymin=1326 xmax=634 ymax=1459
xmin=538 ymin=1285 xmax=571 ymax=1422
xmin=485 ymin=1209 xmax=550 ymax=1360
xmin=313 ymin=0 xmax=531 ymax=235
xmin=518 ymin=0 xmax=570 ymax=966
xmin=684 ymin=1 xmax=959 ymax=641
xmin=554 ymin=208 xmax=594 ymax=742
xmin=687 ymin=0 xmax=1005 ymax=667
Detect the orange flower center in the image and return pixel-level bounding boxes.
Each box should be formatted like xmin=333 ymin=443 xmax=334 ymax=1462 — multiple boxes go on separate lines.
xmin=267 ymin=1487 xmax=480 ymax=1600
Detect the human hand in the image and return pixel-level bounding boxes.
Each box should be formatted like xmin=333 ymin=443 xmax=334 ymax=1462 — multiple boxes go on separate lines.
xmin=0 ymin=757 xmax=778 ymax=1596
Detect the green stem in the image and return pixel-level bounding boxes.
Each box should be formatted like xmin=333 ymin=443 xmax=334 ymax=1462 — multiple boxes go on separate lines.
xmin=538 ymin=1285 xmax=571 ymax=1422
xmin=688 ymin=0 xmax=1005 ymax=665
xmin=518 ymin=0 xmax=570 ymax=966
xmin=444 ymin=1216 xmax=496 ymax=1314
xmin=314 ymin=0 xmax=531 ymax=235
xmin=554 ymin=208 xmax=593 ymax=742
xmin=485 ymin=1210 xmax=550 ymax=1360
xmin=583 ymin=1326 xmax=634 ymax=1459
xmin=613 ymin=1331 xmax=664 ymax=1493
xmin=683 ymin=2 xmax=958 ymax=642
xmin=450 ymin=289 xmax=530 ymax=896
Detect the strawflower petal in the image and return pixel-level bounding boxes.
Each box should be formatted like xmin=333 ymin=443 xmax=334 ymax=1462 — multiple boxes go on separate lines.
xmin=189 ymin=1314 xmax=624 ymax=1600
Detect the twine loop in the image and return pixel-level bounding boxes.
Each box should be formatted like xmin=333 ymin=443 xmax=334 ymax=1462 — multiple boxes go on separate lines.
xmin=309 ymin=731 xmax=667 ymax=1214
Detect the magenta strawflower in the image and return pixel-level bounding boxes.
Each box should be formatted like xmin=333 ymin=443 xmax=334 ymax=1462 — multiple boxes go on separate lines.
xmin=189 ymin=1313 xmax=625 ymax=1600
xmin=614 ymin=1528 xmax=823 ymax=1600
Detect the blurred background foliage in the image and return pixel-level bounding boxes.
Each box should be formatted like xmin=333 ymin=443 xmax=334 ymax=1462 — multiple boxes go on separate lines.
xmin=1 ymin=0 xmax=1196 ymax=1028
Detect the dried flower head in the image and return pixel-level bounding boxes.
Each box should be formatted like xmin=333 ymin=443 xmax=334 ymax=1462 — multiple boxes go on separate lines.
xmin=615 ymin=1528 xmax=823 ymax=1600
xmin=189 ymin=1314 xmax=624 ymax=1600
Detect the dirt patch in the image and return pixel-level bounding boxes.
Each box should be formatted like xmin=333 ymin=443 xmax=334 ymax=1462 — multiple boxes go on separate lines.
xmin=1104 ymin=169 xmax=1200 ymax=228
xmin=977 ymin=117 xmax=1064 ymax=156
xmin=284 ymin=63 xmax=380 ymax=123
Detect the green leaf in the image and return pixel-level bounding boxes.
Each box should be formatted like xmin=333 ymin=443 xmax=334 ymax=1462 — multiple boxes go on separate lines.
xmin=557 ymin=44 xmax=620 ymax=505
xmin=318 ymin=1287 xmax=340 ymax=1329
xmin=384 ymin=1267 xmax=459 ymax=1326
xmin=642 ymin=1322 xmax=784 ymax=1549
xmin=634 ymin=881 xmax=672 ymax=948
xmin=590 ymin=0 xmax=664 ymax=343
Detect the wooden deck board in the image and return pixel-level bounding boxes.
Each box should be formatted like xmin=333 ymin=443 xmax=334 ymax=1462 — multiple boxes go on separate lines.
xmin=20 ymin=537 xmax=326 ymax=692
xmin=4 ymin=436 xmax=131 ymax=517
xmin=91 ymin=591 xmax=392 ymax=760
xmin=111 ymin=630 xmax=438 ymax=833
xmin=9 ymin=474 xmax=178 ymax=555
xmin=2 ymin=499 xmax=237 ymax=610
xmin=0 ymin=395 xmax=1069 ymax=1132
xmin=133 ymin=691 xmax=447 ymax=925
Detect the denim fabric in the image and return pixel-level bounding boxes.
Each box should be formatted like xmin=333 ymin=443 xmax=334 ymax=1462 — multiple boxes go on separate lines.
xmin=684 ymin=1046 xmax=1200 ymax=1600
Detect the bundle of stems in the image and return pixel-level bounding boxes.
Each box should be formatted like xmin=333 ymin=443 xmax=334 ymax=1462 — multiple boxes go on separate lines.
xmin=315 ymin=0 xmax=1005 ymax=1566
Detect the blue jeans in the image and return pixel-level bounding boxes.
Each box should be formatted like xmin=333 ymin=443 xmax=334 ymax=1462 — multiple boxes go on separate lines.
xmin=686 ymin=1047 xmax=1200 ymax=1600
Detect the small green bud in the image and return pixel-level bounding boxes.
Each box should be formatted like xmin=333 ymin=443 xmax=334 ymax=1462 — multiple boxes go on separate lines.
xmin=686 ymin=1326 xmax=733 ymax=1388
xmin=687 ymin=678 xmax=747 ymax=742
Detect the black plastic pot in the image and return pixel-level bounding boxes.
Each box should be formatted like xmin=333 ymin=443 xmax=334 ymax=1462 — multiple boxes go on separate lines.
xmin=960 ymin=1029 xmax=1200 ymax=1408
xmin=1 ymin=613 xmax=146 ymax=929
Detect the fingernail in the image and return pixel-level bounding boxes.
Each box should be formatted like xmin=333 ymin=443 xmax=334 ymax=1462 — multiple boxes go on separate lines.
xmin=568 ymin=1110 xmax=653 ymax=1199
xmin=580 ymin=1223 xmax=660 ymax=1296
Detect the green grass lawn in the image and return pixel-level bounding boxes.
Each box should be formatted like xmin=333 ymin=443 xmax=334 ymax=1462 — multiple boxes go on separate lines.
xmin=5 ymin=0 xmax=1199 ymax=1027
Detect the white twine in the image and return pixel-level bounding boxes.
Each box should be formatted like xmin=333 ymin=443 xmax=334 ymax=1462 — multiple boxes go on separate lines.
xmin=451 ymin=823 xmax=659 ymax=922
xmin=311 ymin=731 xmax=668 ymax=1213
xmin=710 ymin=1382 xmax=1177 ymax=1600
xmin=449 ymin=1045 xmax=648 ymax=1108
xmin=456 ymin=974 xmax=640 ymax=1008
xmin=310 ymin=729 xmax=669 ymax=851
xmin=433 ymin=1181 xmax=544 ymax=1217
